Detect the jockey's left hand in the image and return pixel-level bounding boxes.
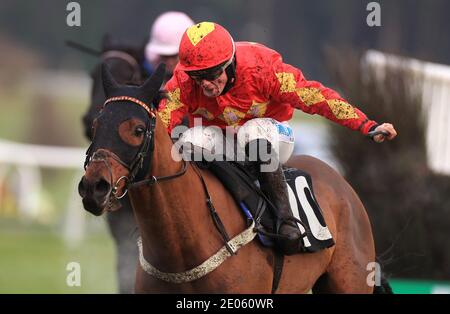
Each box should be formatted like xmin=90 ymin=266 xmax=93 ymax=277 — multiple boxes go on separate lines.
xmin=371 ymin=123 xmax=397 ymax=143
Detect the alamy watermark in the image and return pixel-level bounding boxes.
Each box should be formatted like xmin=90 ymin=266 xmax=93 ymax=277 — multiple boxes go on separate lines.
xmin=66 ymin=2 xmax=81 ymax=27
xmin=366 ymin=2 xmax=381 ymax=27
xmin=366 ymin=262 xmax=381 ymax=287
xmin=66 ymin=261 xmax=81 ymax=287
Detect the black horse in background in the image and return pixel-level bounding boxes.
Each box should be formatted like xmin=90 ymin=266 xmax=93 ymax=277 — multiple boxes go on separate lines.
xmin=81 ymin=35 xmax=147 ymax=293
xmin=83 ymin=35 xmax=147 ymax=140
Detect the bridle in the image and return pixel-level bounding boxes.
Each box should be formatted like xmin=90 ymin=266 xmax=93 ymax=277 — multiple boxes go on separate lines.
xmin=84 ymin=96 xmax=188 ymax=203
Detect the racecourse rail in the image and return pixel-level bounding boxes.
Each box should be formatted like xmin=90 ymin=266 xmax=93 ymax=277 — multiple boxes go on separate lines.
xmin=0 ymin=138 xmax=86 ymax=246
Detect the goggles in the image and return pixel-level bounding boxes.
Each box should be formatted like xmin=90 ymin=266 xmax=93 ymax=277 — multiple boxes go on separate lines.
xmin=186 ymin=42 xmax=235 ymax=82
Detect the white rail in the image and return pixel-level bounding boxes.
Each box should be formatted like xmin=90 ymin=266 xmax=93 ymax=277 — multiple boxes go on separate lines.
xmin=0 ymin=139 xmax=85 ymax=169
xmin=0 ymin=139 xmax=87 ymax=246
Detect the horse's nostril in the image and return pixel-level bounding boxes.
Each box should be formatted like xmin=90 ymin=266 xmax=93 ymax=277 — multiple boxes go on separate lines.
xmin=95 ymin=178 xmax=110 ymax=196
xmin=78 ymin=177 xmax=87 ymax=198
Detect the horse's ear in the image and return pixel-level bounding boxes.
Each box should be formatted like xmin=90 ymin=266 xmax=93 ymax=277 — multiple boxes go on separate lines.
xmin=101 ymin=63 xmax=119 ymax=96
xmin=139 ymin=63 xmax=166 ymax=103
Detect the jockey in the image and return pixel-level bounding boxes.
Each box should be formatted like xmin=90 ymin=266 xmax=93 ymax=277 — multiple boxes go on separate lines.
xmin=144 ymin=11 xmax=194 ymax=84
xmin=157 ymin=22 xmax=397 ymax=254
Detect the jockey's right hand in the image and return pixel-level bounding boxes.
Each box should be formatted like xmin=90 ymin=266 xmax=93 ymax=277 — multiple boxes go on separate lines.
xmin=368 ymin=123 xmax=397 ymax=143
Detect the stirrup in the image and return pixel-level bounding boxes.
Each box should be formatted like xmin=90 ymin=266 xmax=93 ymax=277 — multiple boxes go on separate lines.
xmin=274 ymin=220 xmax=304 ymax=255
xmin=275 ymin=216 xmax=308 ymax=239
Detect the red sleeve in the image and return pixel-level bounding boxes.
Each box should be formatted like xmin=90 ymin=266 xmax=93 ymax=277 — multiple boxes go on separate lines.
xmin=262 ymin=51 xmax=378 ymax=135
xmin=157 ymin=74 xmax=188 ymax=134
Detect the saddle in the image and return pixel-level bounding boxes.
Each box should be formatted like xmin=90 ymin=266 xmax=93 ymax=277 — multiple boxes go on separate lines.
xmin=196 ymin=160 xmax=335 ymax=254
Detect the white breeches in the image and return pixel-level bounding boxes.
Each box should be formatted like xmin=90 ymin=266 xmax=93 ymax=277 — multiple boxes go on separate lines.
xmin=176 ymin=118 xmax=295 ymax=164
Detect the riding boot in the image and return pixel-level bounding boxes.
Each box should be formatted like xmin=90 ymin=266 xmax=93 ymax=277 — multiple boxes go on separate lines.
xmin=258 ymin=164 xmax=303 ymax=255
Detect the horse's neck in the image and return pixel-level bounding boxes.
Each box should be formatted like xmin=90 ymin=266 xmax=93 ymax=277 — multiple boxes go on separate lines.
xmin=131 ymin=117 xmax=213 ymax=270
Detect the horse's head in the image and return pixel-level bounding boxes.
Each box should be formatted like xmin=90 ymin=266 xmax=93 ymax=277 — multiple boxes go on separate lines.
xmin=78 ymin=63 xmax=165 ymax=216
xmin=83 ymin=34 xmax=147 ymax=141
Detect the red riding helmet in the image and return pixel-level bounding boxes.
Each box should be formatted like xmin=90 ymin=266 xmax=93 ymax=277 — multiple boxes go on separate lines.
xmin=178 ymin=22 xmax=235 ymax=72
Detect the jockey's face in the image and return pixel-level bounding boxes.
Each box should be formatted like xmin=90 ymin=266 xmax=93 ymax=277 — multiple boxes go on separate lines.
xmin=195 ymin=70 xmax=228 ymax=97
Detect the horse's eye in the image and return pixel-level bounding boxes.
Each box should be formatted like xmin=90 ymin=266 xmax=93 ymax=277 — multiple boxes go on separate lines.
xmin=134 ymin=126 xmax=145 ymax=137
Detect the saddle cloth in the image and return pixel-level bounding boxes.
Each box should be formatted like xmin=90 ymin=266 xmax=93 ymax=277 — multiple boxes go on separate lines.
xmin=198 ymin=161 xmax=335 ymax=253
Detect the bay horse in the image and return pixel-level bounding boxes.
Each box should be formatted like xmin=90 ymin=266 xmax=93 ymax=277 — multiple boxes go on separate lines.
xmin=79 ymin=63 xmax=387 ymax=293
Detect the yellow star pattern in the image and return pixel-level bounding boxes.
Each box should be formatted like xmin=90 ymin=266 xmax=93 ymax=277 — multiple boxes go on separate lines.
xmin=247 ymin=100 xmax=268 ymax=117
xmin=326 ymin=99 xmax=359 ymax=120
xmin=192 ymin=107 xmax=214 ymax=120
xmin=276 ymin=72 xmax=297 ymax=93
xmin=296 ymin=87 xmax=326 ymax=106
xmin=186 ymin=22 xmax=215 ymax=46
xmin=158 ymin=88 xmax=185 ymax=128
xmin=222 ymin=107 xmax=246 ymax=127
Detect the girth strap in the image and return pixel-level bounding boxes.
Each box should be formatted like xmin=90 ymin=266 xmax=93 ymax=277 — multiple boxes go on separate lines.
xmin=271 ymin=252 xmax=284 ymax=294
